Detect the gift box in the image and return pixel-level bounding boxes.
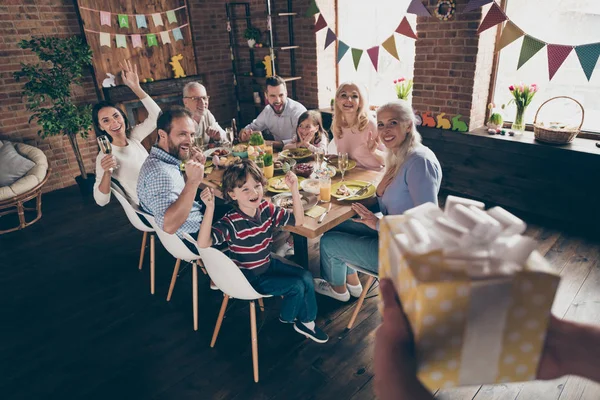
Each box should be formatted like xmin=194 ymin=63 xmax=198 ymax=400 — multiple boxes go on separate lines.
xmin=379 ymin=200 xmax=560 ymax=391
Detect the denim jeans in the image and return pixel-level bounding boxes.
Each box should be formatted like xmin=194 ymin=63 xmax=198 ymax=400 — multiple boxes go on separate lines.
xmin=320 ymin=220 xmax=379 ymax=286
xmin=248 ymin=258 xmax=317 ymax=323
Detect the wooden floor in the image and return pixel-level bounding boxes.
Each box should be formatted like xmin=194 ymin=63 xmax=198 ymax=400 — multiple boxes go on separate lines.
xmin=0 ymin=186 xmax=599 ymax=400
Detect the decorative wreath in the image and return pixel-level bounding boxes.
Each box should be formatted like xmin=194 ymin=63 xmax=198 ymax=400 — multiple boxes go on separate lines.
xmin=434 ymin=0 xmax=456 ymax=21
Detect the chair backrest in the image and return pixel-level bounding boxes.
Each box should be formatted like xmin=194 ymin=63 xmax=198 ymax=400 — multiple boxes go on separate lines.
xmin=110 ymin=183 xmax=154 ymax=233
xmin=146 ymin=219 xmax=201 ymax=263
xmin=182 ymin=233 xmax=265 ymax=300
xmin=327 ymin=138 xmax=337 ymax=154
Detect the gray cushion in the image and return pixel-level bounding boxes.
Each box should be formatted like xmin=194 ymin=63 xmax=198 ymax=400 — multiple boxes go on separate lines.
xmin=0 ymin=142 xmax=36 ymax=187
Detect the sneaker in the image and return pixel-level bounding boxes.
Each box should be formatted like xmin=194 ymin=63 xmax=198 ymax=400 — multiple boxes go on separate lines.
xmin=313 ymin=278 xmax=350 ymax=302
xmin=210 ymin=281 xmax=219 ymax=290
xmin=279 ymin=317 xmax=296 ymax=324
xmin=347 ymin=282 xmax=364 ymax=298
xmin=294 ymin=321 xmax=329 ymax=343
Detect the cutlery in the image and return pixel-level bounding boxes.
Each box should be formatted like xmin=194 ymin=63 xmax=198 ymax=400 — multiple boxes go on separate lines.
xmin=338 ymin=183 xmax=371 ymax=201
xmin=318 ymin=202 xmax=332 ymax=224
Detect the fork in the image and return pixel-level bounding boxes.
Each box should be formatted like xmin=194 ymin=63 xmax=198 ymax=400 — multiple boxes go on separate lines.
xmin=338 ymin=183 xmax=372 ymax=201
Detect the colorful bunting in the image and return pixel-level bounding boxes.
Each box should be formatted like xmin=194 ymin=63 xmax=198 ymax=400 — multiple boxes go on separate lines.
xmin=306 ymin=0 xmax=320 ymax=17
xmin=173 ymin=28 xmax=184 ymax=42
xmin=324 ymin=28 xmax=336 ymax=50
xmin=152 ymin=13 xmax=164 ymax=27
xmin=118 ymin=14 xmax=129 ymax=28
xmin=166 ymin=10 xmax=177 ymax=24
xmin=517 ymin=36 xmax=546 ymax=69
xmin=395 ymin=16 xmax=417 ymax=40
xmin=147 ymin=34 xmax=158 ymax=47
xmin=135 ymin=15 xmax=147 ymax=29
xmin=99 ymin=32 xmax=111 ymax=47
xmin=382 ymin=35 xmax=400 ymax=60
xmin=131 ymin=34 xmax=143 ymax=48
xmin=351 ymin=48 xmax=363 ymax=70
xmin=407 ymin=0 xmax=431 ymax=17
xmin=463 ymin=0 xmax=494 ymax=13
xmin=547 ymin=45 xmax=573 ymax=81
xmin=367 ymin=46 xmax=380 ymax=71
xmin=337 ymin=40 xmax=349 ymax=62
xmin=575 ymin=43 xmax=600 ymax=81
xmin=115 ymin=34 xmax=127 ymax=48
xmin=496 ymin=21 xmax=523 ymax=52
xmin=477 ymin=2 xmax=506 ymax=34
xmin=100 ymin=11 xmax=111 ymax=26
xmin=160 ymin=31 xmax=171 ymax=44
xmin=314 ymin=14 xmax=327 ymax=32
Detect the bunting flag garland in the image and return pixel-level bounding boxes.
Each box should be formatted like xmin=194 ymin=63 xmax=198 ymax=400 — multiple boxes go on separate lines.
xmin=496 ymin=21 xmax=523 ymax=52
xmin=306 ymin=0 xmax=320 ymax=17
xmin=517 ymin=36 xmax=546 ymax=69
xmin=547 ymin=44 xmax=573 ymax=80
xmin=147 ymin=33 xmax=158 ymax=47
xmin=407 ymin=0 xmax=431 ymax=17
xmin=575 ymin=43 xmax=600 ymax=81
xmin=159 ymin=31 xmax=171 ymax=44
xmin=367 ymin=46 xmax=380 ymax=71
xmin=395 ymin=16 xmax=418 ymax=39
xmin=118 ymin=14 xmax=129 ymax=28
xmin=324 ymin=28 xmax=336 ymax=50
xmin=337 ymin=40 xmax=350 ymax=62
xmin=166 ymin=10 xmax=177 ymax=24
xmin=99 ymin=32 xmax=111 ymax=47
xmin=172 ymin=27 xmax=184 ymax=42
xmin=351 ymin=48 xmax=363 ymax=70
xmin=382 ymin=35 xmax=400 ymax=60
xmin=152 ymin=13 xmax=164 ymax=27
xmin=463 ymin=0 xmax=494 ymax=13
xmin=477 ymin=2 xmax=506 ymax=34
xmin=131 ymin=34 xmax=143 ymax=48
xmin=135 ymin=15 xmax=147 ymax=29
xmin=314 ymin=14 xmax=327 ymax=32
xmin=100 ymin=11 xmax=111 ymax=26
xmin=115 ymin=34 xmax=127 ymax=48
xmin=86 ymin=24 xmax=188 ymax=49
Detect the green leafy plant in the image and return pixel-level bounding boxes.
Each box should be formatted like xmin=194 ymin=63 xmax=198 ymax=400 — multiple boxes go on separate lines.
xmin=14 ymin=36 xmax=94 ymax=179
xmin=394 ymin=77 xmax=413 ymax=100
xmin=243 ymin=27 xmax=261 ymax=42
xmin=262 ymin=153 xmax=273 ymax=167
xmin=249 ymin=131 xmax=265 ymax=146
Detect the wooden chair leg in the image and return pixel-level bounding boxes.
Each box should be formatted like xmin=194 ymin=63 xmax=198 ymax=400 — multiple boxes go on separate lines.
xmin=167 ymin=259 xmax=181 ymax=301
xmin=197 ymin=259 xmax=207 ymax=275
xmin=210 ymin=294 xmax=230 ymax=347
xmin=347 ymin=276 xmax=376 ymax=330
xmin=150 ymin=234 xmax=156 ymax=295
xmin=138 ymin=231 xmax=148 ymax=270
xmin=193 ymin=262 xmax=198 ymax=331
xmin=258 ymin=298 xmax=264 ymax=312
xmin=250 ymin=301 xmax=259 ymax=383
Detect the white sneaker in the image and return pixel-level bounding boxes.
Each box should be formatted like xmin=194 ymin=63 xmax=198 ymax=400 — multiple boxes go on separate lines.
xmin=346 ymin=282 xmax=363 ymax=298
xmin=313 ymin=278 xmax=350 ymax=302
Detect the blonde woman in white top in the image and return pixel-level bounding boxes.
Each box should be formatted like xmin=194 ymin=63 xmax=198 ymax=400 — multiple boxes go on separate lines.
xmin=92 ymin=61 xmax=161 ymax=206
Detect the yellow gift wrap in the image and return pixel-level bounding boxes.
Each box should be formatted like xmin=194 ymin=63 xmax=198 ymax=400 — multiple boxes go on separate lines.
xmin=379 ymin=215 xmax=560 ymax=391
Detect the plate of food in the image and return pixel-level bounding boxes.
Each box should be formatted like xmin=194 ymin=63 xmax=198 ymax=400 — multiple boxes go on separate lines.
xmin=300 ymin=178 xmax=320 ymax=195
xmin=266 ymin=176 xmax=305 ymax=193
xmin=204 ymin=147 xmax=231 ymax=158
xmin=325 ymin=155 xmax=357 ymax=170
xmin=271 ymin=192 xmax=318 ymax=211
xmin=312 ymin=165 xmax=336 ymax=179
xmin=232 ymin=143 xmax=249 ymax=158
xmin=280 ymin=148 xmax=313 ymax=160
xmin=273 ymin=156 xmax=296 ymax=172
xmin=331 ymin=180 xmax=376 ymax=200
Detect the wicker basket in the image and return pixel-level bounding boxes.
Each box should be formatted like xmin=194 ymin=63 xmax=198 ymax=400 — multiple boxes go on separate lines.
xmin=533 ymin=96 xmax=584 ymax=144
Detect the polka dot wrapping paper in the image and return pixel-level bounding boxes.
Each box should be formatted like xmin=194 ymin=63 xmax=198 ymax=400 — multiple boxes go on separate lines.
xmin=379 ymin=215 xmax=560 ymax=391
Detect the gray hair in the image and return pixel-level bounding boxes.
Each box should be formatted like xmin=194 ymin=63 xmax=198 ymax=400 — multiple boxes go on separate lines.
xmin=183 ymin=82 xmax=206 ymax=97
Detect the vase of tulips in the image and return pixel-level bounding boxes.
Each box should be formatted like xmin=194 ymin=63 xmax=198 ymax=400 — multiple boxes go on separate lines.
xmin=508 ymin=83 xmax=538 ymax=135
xmin=394 ymin=77 xmax=413 ymax=101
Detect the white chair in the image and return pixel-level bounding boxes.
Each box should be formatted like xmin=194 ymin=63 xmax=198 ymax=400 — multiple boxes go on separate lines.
xmin=110 ymin=183 xmax=156 ymax=294
xmin=346 ymin=263 xmax=378 ymax=330
xmin=327 ymin=138 xmax=337 ymax=154
xmin=184 ymin=236 xmax=271 ymax=383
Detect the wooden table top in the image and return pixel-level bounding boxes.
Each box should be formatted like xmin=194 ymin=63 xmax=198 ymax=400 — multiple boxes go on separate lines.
xmin=201 ymin=157 xmax=384 ymax=239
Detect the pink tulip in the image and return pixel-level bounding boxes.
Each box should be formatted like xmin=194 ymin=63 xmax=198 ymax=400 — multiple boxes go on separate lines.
xmin=393 ymin=80 xmax=397 ymax=84
xmin=398 ymin=77 xmax=405 ymax=82
xmin=530 ymin=83 xmax=538 ymax=92
xmin=509 ymin=85 xmax=515 ymax=91
xmin=519 ymin=83 xmax=525 ymax=92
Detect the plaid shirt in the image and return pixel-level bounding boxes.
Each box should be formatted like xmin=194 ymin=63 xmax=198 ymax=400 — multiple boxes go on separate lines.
xmin=137 ymin=146 xmax=203 ymax=237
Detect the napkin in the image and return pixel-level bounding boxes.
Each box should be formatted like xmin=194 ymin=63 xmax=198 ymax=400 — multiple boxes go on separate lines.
xmin=305 ymin=205 xmax=327 ymax=218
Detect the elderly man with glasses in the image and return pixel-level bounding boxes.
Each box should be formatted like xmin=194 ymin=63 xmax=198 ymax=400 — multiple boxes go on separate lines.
xmin=182 ymin=82 xmax=227 ymax=145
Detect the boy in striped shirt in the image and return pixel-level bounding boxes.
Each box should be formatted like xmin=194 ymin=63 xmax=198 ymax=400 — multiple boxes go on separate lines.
xmin=197 ymin=159 xmax=328 ymax=343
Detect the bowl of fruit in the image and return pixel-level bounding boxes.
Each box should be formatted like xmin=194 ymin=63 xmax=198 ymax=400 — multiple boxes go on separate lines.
xmin=293 ymin=162 xmax=314 ymax=178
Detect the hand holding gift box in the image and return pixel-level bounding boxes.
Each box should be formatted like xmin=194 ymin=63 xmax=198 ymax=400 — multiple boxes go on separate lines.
xmin=379 ymin=196 xmax=560 ymax=391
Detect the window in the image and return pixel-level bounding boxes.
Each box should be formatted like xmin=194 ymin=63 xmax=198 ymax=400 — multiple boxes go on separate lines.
xmin=337 ymin=0 xmax=416 ymax=106
xmin=492 ymin=0 xmax=600 ymax=134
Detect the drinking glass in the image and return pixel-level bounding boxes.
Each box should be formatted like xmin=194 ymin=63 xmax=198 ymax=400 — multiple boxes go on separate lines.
xmin=97 ymin=135 xmax=117 ymax=172
xmin=264 ymin=143 xmax=273 ymax=155
xmin=314 ymin=149 xmax=324 ymax=171
xmin=337 ymin=152 xmax=349 ymax=181
xmin=194 ymin=134 xmax=205 ymax=150
xmin=225 ymin=127 xmax=234 ymax=143
xmin=319 ymin=176 xmax=331 ymax=202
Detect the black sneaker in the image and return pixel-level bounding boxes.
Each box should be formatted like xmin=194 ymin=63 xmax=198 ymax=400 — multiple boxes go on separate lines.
xmin=293 ymin=322 xmax=329 ymax=343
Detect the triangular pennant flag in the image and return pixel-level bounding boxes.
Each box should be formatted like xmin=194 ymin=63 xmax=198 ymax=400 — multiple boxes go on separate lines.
xmin=118 ymin=14 xmax=129 ymax=28
xmin=324 ymin=28 xmax=336 ymax=50
xmin=131 ymin=34 xmax=143 ymax=48
xmin=337 ymin=40 xmax=349 ymax=62
xmin=152 ymin=13 xmax=164 ymax=27
xmin=135 ymin=15 xmax=147 ymax=29
xmin=166 ymin=10 xmax=177 ymax=24
xmin=496 ymin=21 xmax=524 ymax=52
xmin=395 ymin=17 xmax=417 ymax=40
xmin=172 ymin=28 xmax=184 ymax=42
xmin=575 ymin=43 xmax=600 ymax=81
xmin=351 ymin=48 xmax=363 ymax=70
xmin=517 ymin=35 xmax=546 ymax=69
xmin=147 ymin=34 xmax=158 ymax=47
xmin=547 ymin=44 xmax=573 ymax=81
xmin=314 ymin=14 xmax=327 ymax=32
xmin=115 ymin=34 xmax=127 ymax=48
xmin=100 ymin=11 xmax=111 ymax=26
xmin=99 ymin=32 xmax=111 ymax=47
xmin=367 ymin=46 xmax=379 ymax=71
xmin=160 ymin=31 xmax=172 ymax=45
xmin=382 ymin=35 xmax=399 ymax=60
xmin=463 ymin=0 xmax=494 ymax=13
xmin=407 ymin=0 xmax=431 ymax=17
xmin=477 ymin=2 xmax=507 ymax=34
xmin=306 ymin=0 xmax=320 ymax=17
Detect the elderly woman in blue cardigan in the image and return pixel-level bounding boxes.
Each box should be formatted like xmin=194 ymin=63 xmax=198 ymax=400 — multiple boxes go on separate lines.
xmin=314 ymin=100 xmax=443 ymax=302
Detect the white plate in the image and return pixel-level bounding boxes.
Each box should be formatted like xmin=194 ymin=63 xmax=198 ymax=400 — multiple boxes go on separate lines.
xmin=271 ymin=192 xmax=318 ymax=211
xmin=203 ymin=147 xmax=231 ymax=158
xmin=300 ymin=178 xmax=320 ymax=195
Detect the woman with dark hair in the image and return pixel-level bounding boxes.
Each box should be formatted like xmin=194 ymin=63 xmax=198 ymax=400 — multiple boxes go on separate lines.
xmin=93 ymin=60 xmax=161 ymax=206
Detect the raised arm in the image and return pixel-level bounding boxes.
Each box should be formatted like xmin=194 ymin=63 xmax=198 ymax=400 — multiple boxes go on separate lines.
xmin=285 ymin=171 xmax=304 ymax=226
xmin=197 ymin=187 xmax=215 ymax=248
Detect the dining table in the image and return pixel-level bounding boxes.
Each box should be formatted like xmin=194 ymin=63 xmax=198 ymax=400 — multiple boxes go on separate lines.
xmin=200 ymin=152 xmax=385 ymax=268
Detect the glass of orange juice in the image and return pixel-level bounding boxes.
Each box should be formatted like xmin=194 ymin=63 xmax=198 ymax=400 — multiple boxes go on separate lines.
xmin=264 ymin=143 xmax=273 ymax=155
xmin=319 ymin=177 xmax=331 ymax=202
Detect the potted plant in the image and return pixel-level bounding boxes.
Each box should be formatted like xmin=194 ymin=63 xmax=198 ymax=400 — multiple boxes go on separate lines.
xmin=243 ymin=27 xmax=261 ymax=48
xmin=14 ymin=36 xmax=94 ymax=194
xmin=262 ymin=153 xmax=274 ymax=179
xmin=394 ymin=77 xmax=414 ymax=100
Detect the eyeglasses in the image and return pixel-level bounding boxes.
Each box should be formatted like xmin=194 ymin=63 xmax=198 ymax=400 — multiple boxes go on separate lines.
xmin=184 ymin=96 xmax=210 ymax=102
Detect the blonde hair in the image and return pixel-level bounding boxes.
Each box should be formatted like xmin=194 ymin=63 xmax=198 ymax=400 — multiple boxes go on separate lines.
xmin=331 ymin=81 xmax=370 ymax=140
xmin=377 ymin=100 xmax=422 ymax=178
